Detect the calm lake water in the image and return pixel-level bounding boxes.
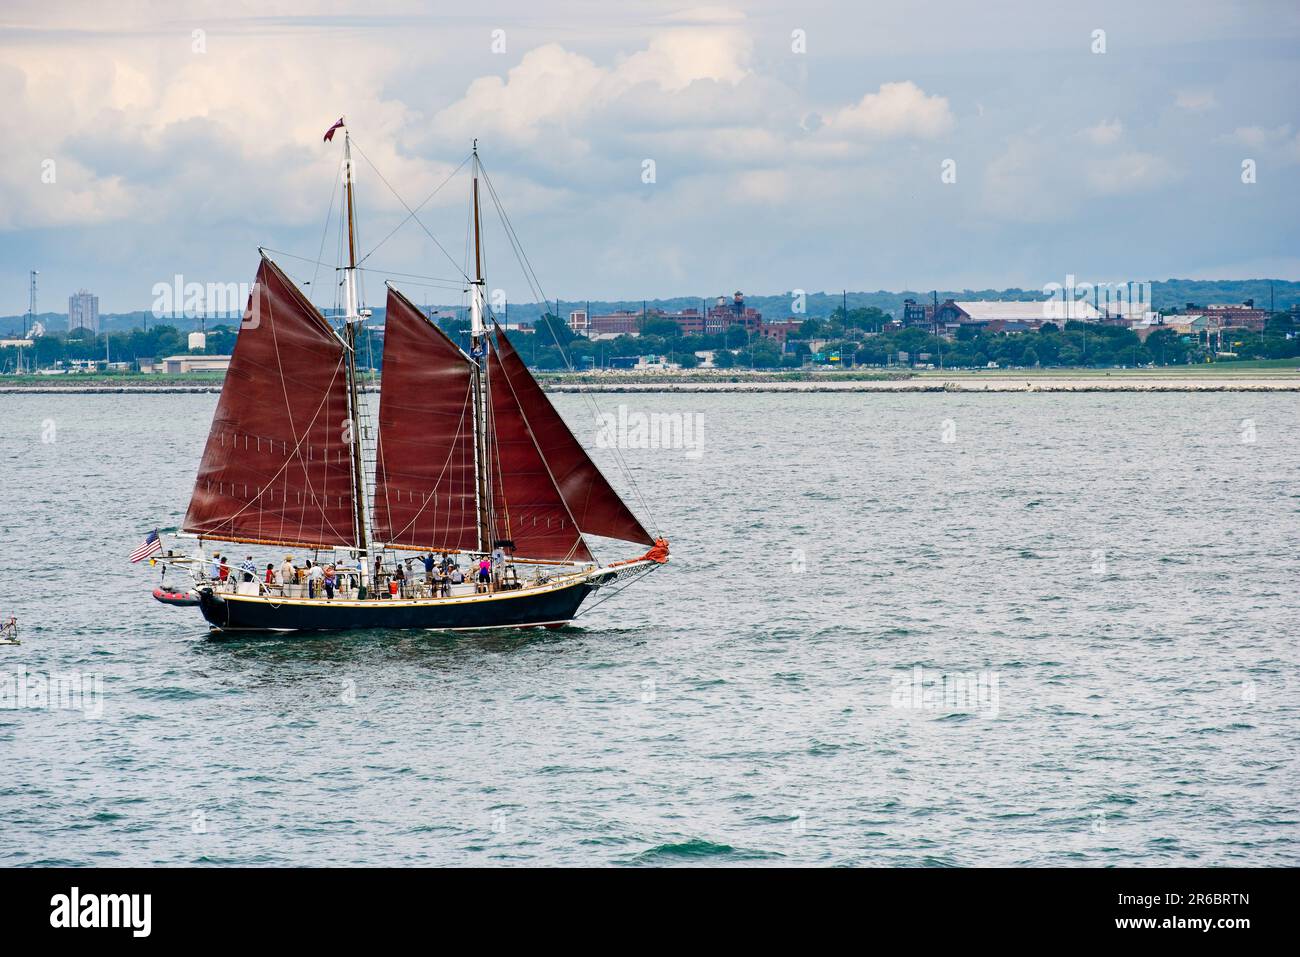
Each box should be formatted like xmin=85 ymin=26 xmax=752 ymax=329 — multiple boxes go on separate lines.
xmin=0 ymin=392 xmax=1296 ymax=866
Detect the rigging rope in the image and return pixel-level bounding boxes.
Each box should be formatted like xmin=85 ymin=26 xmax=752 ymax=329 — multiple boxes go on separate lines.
xmin=357 ymin=153 xmax=471 ymax=267
xmin=259 ymin=248 xmax=465 ymax=289
xmin=477 ymin=160 xmax=662 ymax=538
xmin=574 ymin=563 xmax=661 ymax=619
xmin=347 ymin=138 xmax=472 ymax=284
xmin=309 ymin=153 xmax=344 ymax=308
xmin=268 ymin=138 xmax=665 ymax=564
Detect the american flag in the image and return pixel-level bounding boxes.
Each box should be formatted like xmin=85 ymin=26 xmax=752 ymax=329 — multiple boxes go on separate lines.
xmin=129 ymin=529 xmax=163 ymax=563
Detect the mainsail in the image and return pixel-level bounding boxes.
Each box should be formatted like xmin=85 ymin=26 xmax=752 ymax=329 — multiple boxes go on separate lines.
xmin=372 ymin=287 xmax=479 ymax=553
xmin=183 ymin=256 xmax=358 ymax=548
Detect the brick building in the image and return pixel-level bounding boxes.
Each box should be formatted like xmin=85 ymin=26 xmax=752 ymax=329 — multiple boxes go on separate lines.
xmin=569 ymin=291 xmax=764 ymax=339
xmin=1195 ymin=301 xmax=1269 ymax=331
xmin=759 ymin=320 xmax=803 ymax=346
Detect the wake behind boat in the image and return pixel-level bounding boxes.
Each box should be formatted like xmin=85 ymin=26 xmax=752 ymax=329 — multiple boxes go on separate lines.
xmin=146 ymin=125 xmax=667 ymax=633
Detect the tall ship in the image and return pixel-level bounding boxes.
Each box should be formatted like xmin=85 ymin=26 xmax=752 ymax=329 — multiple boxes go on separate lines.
xmin=150 ymin=125 xmax=668 ymax=633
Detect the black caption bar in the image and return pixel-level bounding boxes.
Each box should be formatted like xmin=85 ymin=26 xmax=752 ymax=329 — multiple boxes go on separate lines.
xmin=0 ymin=866 xmax=1280 ymax=944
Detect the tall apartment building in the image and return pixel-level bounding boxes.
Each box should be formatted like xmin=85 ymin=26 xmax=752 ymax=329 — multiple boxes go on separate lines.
xmin=68 ymin=289 xmax=100 ymax=335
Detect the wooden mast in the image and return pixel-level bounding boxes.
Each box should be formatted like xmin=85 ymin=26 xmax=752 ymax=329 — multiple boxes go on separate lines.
xmin=342 ymin=128 xmax=372 ymax=593
xmin=470 ymin=141 xmax=493 ymax=554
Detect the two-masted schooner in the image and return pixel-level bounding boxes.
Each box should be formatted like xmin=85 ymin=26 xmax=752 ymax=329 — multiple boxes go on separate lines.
xmin=151 ymin=127 xmax=667 ymax=632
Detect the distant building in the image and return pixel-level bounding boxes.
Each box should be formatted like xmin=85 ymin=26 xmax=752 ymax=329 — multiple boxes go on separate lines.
xmin=606 ymin=354 xmax=678 ymax=371
xmin=655 ymin=307 xmax=709 ymax=336
xmin=568 ymin=309 xmax=642 ymax=337
xmin=901 ymin=298 xmax=936 ymax=328
xmin=568 ymin=291 xmax=763 ymax=339
xmin=68 ymin=289 xmax=100 ymax=335
xmin=1194 ymin=301 xmax=1269 ymax=331
xmin=707 ymin=292 xmax=762 ymax=333
xmin=759 ymin=320 xmax=803 ymax=347
xmin=1164 ymin=315 xmax=1213 ymax=335
xmin=932 ymin=299 xmax=1106 ymax=335
xmin=1131 ymin=314 xmax=1212 ymax=340
xmin=158 ymin=355 xmax=232 ymax=374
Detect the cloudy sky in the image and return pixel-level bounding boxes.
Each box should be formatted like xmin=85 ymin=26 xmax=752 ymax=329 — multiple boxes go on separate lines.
xmin=2 ymin=0 xmax=1299 ymax=314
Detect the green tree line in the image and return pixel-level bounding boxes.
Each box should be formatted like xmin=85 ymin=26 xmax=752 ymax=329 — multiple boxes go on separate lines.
xmin=1 ymin=324 xmax=238 ymax=372
xmin=503 ymin=307 xmax=1300 ymax=370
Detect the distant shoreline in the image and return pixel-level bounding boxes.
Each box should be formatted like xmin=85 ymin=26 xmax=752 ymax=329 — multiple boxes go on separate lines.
xmin=545 ymin=378 xmax=1300 ymax=393
xmin=5 ymin=371 xmax=1300 ymax=394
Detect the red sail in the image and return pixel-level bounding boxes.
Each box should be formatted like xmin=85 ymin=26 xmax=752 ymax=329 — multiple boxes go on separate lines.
xmin=491 ymin=327 xmax=654 ymax=546
xmin=183 ymin=257 xmax=357 ymax=548
xmin=372 ymin=288 xmax=479 ymax=553
xmin=488 ymin=347 xmax=592 ymax=562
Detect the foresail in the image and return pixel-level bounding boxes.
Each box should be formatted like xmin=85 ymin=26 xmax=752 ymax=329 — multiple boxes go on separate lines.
xmin=183 ymin=256 xmax=357 ymax=548
xmin=488 ymin=346 xmax=593 ymax=562
xmin=491 ymin=326 xmax=654 ymax=546
xmin=372 ymin=287 xmax=479 ymax=553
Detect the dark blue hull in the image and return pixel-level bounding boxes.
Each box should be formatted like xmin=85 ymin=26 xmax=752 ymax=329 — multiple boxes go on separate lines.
xmin=197 ymin=579 xmax=595 ymax=633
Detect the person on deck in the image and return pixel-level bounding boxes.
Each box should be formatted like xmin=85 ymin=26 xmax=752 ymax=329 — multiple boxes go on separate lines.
xmin=218 ymin=556 xmax=231 ymax=585
xmin=322 ymin=565 xmax=337 ymax=600
xmin=240 ymin=555 xmax=256 ymax=583
xmin=449 ymin=565 xmax=464 ymax=586
xmin=491 ymin=545 xmax=505 ymax=586
xmin=477 ymin=557 xmax=492 ymax=593
xmin=421 ymin=553 xmax=435 ymax=586
xmin=264 ymin=563 xmax=275 ymax=586
xmin=394 ymin=562 xmax=407 ymax=598
xmin=209 ymin=554 xmax=222 ymax=581
xmin=307 ymin=560 xmax=321 ymax=599
xmin=280 ymin=555 xmax=295 ymax=586
xmin=433 ymin=564 xmax=448 ymax=598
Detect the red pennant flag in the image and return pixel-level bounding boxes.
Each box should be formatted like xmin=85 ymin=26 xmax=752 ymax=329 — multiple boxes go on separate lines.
xmin=323 ymin=117 xmax=344 ymax=142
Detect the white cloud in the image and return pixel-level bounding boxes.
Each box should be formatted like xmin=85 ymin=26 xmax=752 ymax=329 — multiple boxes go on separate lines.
xmin=618 ymin=28 xmax=751 ymax=91
xmin=825 ymin=81 xmax=955 ymax=139
xmin=431 ymin=24 xmax=753 ymax=147
xmin=433 ymin=44 xmax=609 ymax=145
xmin=0 ymin=25 xmax=453 ymax=233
